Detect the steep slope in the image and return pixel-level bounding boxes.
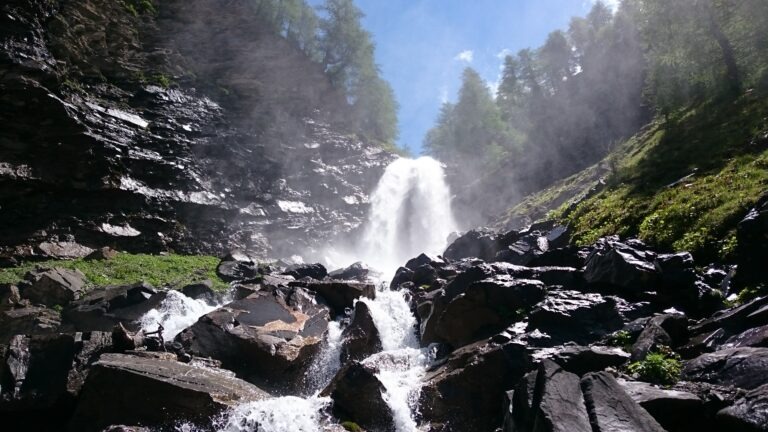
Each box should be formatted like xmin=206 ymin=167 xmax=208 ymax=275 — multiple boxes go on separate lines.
xmin=492 ymin=94 xmax=768 ymax=262
xmin=0 ymin=0 xmax=394 ymax=262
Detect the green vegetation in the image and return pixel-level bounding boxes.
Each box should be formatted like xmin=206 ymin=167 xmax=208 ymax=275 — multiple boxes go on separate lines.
xmin=606 ymin=330 xmax=634 ymax=351
xmin=0 ymin=254 xmax=228 ymax=291
xmin=341 ymin=422 xmax=362 ymax=432
xmin=626 ymin=347 xmax=682 ymax=386
xmin=122 ymin=0 xmax=156 ymax=16
xmin=563 ymin=95 xmax=768 ymax=261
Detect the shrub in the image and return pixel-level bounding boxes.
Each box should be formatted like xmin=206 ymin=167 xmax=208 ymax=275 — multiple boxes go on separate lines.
xmin=341 ymin=421 xmax=363 ymax=432
xmin=606 ymin=330 xmax=634 ymax=350
xmin=627 ymin=347 xmax=682 ymax=386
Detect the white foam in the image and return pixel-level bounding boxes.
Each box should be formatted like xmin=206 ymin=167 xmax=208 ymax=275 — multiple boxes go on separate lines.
xmin=138 ymin=290 xmax=222 ymax=341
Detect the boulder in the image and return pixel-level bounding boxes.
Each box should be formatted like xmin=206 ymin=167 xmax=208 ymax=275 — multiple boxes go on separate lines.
xmin=84 ymin=247 xmax=118 ymax=261
xmin=0 ymin=284 xmax=22 ymax=309
xmin=23 ymin=268 xmax=87 ymax=307
xmin=0 ymin=306 xmax=61 ymax=343
xmin=405 ymin=253 xmax=446 ymax=271
xmin=0 ymin=332 xmax=113 ymax=430
xmin=682 ymin=347 xmax=768 ymax=389
xmin=580 ymin=372 xmax=666 ymax=432
xmin=36 ymin=242 xmax=94 ymax=260
xmin=389 ymin=266 xmax=414 ymax=289
xmin=62 ymin=283 xmax=166 ymax=332
xmin=69 ymin=353 xmax=269 ymax=432
xmin=528 ymin=290 xmax=625 ymax=345
xmin=506 ymin=360 xmax=593 ymax=432
xmin=722 ymin=324 xmax=768 ymax=348
xmin=690 ymin=295 xmax=768 ymax=335
xmin=419 ymin=341 xmax=530 ymax=432
xmin=181 ymin=280 xmax=216 ymax=302
xmin=320 ymin=361 xmax=393 ymax=431
xmin=435 ymin=275 xmax=546 ymax=348
xmin=175 ymin=287 xmax=330 ymax=391
xmin=584 ymin=240 xmax=659 ymax=295
xmin=340 ymin=301 xmax=381 ymax=363
xmin=443 ymin=230 xmax=500 ymax=262
xmin=619 ymin=379 xmax=706 ymax=432
xmin=631 ymin=314 xmax=688 ymax=361
xmin=328 ymin=262 xmax=370 ymax=282
xmin=282 ymin=263 xmax=327 ymax=280
xmin=216 ymin=252 xmax=260 ymax=282
xmin=717 ymin=383 xmax=768 ymax=432
xmin=289 ymin=280 xmax=375 ymax=316
xmin=417 ymin=288 xmax=450 ymax=346
xmin=733 ymin=196 xmax=768 ymax=289
xmin=545 ymin=345 xmax=630 ymax=375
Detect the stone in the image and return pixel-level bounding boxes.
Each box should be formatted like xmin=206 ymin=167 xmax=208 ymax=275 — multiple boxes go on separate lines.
xmin=584 ymin=239 xmax=659 ymax=295
xmin=62 ymin=283 xmax=166 ymax=332
xmin=84 ymin=247 xmax=119 ymax=261
xmin=328 ymin=262 xmax=371 ymax=282
xmin=631 ymin=314 xmax=688 ymax=361
xmin=717 ymin=383 xmax=768 ymax=432
xmin=175 ymin=287 xmax=330 ymax=391
xmin=181 ymin=280 xmax=216 ymax=301
xmin=0 ymin=284 xmax=22 ymax=309
xmin=282 ymin=263 xmax=327 ymax=280
xmin=733 ymin=196 xmax=768 ymax=289
xmin=320 ymin=361 xmax=393 ymax=432
xmin=435 ymin=275 xmax=546 ymax=348
xmin=23 ymin=267 xmax=87 ymax=307
xmin=443 ymin=229 xmax=500 ymax=262
xmin=547 ymin=345 xmax=630 ymax=375
xmin=0 ymin=306 xmax=61 ymax=343
xmin=580 ymin=372 xmax=666 ymax=432
xmin=682 ymin=347 xmax=768 ymax=389
xmin=36 ymin=241 xmax=94 ymax=259
xmin=340 ymin=301 xmax=382 ymax=363
xmin=389 ymin=266 xmax=414 ymax=289
xmin=419 ymin=341 xmax=530 ymax=432
xmin=722 ymin=324 xmax=768 ymax=348
xmin=290 ymin=280 xmax=375 ymax=316
xmin=690 ymin=295 xmax=768 ymax=335
xmin=69 ymin=353 xmax=269 ymax=432
xmin=619 ymin=379 xmax=706 ymax=432
xmin=528 ymin=290 xmax=625 ymax=345
xmin=216 ymin=252 xmax=260 ymax=282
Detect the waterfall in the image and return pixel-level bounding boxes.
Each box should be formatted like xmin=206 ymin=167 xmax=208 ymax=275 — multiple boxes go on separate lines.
xmin=211 ymin=156 xmax=456 ymax=432
xmin=358 ymin=157 xmax=458 ymax=278
xmin=138 ymin=290 xmax=223 ymax=341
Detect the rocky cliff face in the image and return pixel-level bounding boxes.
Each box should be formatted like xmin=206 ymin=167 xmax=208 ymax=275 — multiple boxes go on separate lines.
xmin=0 ymin=0 xmax=394 ymax=262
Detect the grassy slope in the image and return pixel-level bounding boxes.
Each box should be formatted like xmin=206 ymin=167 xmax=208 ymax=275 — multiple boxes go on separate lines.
xmin=0 ymin=253 xmax=228 ymax=291
xmin=496 ymin=93 xmax=768 ymax=262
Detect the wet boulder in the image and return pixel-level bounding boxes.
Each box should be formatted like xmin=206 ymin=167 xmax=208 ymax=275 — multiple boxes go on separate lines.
xmin=390 ymin=266 xmax=414 ymax=289
xmin=62 ymin=283 xmax=166 ymax=332
xmin=175 ymin=287 xmax=330 ymax=391
xmin=405 ymin=253 xmax=446 ymax=271
xmin=682 ymin=347 xmax=768 ymax=389
xmin=584 ymin=239 xmax=659 ymax=295
xmin=581 ymin=372 xmax=666 ymax=432
xmin=419 ymin=341 xmax=530 ymax=432
xmin=328 ymin=262 xmax=370 ymax=282
xmin=505 ymin=360 xmax=592 ymax=432
xmin=320 ymin=361 xmax=393 ymax=431
xmin=0 ymin=306 xmax=61 ymax=343
xmin=290 ymin=280 xmax=375 ymax=316
xmin=733 ymin=195 xmax=768 ymax=289
xmin=443 ymin=229 xmax=500 ymax=262
xmin=717 ymin=383 xmax=768 ymax=432
xmin=22 ymin=268 xmax=87 ymax=307
xmin=528 ymin=290 xmax=625 ymax=345
xmin=435 ymin=275 xmax=546 ymax=348
xmin=282 ymin=263 xmax=327 ymax=280
xmin=216 ymin=251 xmax=260 ymax=282
xmin=181 ymin=280 xmax=216 ymax=302
xmin=340 ymin=301 xmax=381 ymax=363
xmin=69 ymin=353 xmax=269 ymax=432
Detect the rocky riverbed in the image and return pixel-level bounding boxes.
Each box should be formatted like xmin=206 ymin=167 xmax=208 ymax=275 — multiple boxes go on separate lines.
xmin=1 ymin=195 xmax=767 ymax=431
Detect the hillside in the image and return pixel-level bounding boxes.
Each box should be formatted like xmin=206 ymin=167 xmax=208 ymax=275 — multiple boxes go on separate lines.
xmin=493 ymin=93 xmax=768 ymax=264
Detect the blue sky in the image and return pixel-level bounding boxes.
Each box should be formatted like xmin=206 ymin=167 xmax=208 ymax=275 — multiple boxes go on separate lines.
xmin=312 ymin=1 xmax=616 ymax=153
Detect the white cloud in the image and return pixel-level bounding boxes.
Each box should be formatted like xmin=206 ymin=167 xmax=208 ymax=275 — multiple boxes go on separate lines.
xmin=454 ymin=50 xmax=474 ymax=63
xmin=496 ymin=48 xmax=512 ymax=59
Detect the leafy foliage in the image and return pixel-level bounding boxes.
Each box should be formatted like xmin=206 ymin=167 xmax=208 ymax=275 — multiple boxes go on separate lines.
xmin=627 ymin=347 xmax=682 ymax=386
xmin=0 ymin=254 xmax=228 ymax=291
xmin=341 ymin=422 xmax=363 ymax=432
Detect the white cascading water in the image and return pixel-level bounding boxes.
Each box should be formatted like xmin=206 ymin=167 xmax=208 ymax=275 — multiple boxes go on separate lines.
xmin=190 ymin=156 xmax=456 ymax=432
xmin=138 ymin=290 xmax=223 ymax=340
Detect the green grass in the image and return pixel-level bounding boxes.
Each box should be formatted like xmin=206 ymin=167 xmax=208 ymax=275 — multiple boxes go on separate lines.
xmin=0 ymin=253 xmax=228 ymax=291
xmin=626 ymin=347 xmax=682 ymax=386
xmin=537 ymin=94 xmax=768 ymax=262
xmin=341 ymin=422 xmax=363 ymax=432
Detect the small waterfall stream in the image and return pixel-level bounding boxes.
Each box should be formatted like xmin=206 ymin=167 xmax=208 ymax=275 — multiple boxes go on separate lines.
xmin=160 ymin=156 xmax=457 ymax=432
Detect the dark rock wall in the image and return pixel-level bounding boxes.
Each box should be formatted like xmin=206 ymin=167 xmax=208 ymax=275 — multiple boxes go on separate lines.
xmin=0 ymin=0 xmax=395 ymax=261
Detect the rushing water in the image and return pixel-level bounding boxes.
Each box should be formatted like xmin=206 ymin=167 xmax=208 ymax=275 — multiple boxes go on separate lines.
xmin=138 ymin=290 xmax=223 ymax=340
xmin=175 ymin=157 xmax=456 ymax=432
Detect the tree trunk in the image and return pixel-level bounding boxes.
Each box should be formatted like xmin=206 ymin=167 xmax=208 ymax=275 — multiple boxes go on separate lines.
xmin=705 ymin=2 xmax=741 ymax=95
